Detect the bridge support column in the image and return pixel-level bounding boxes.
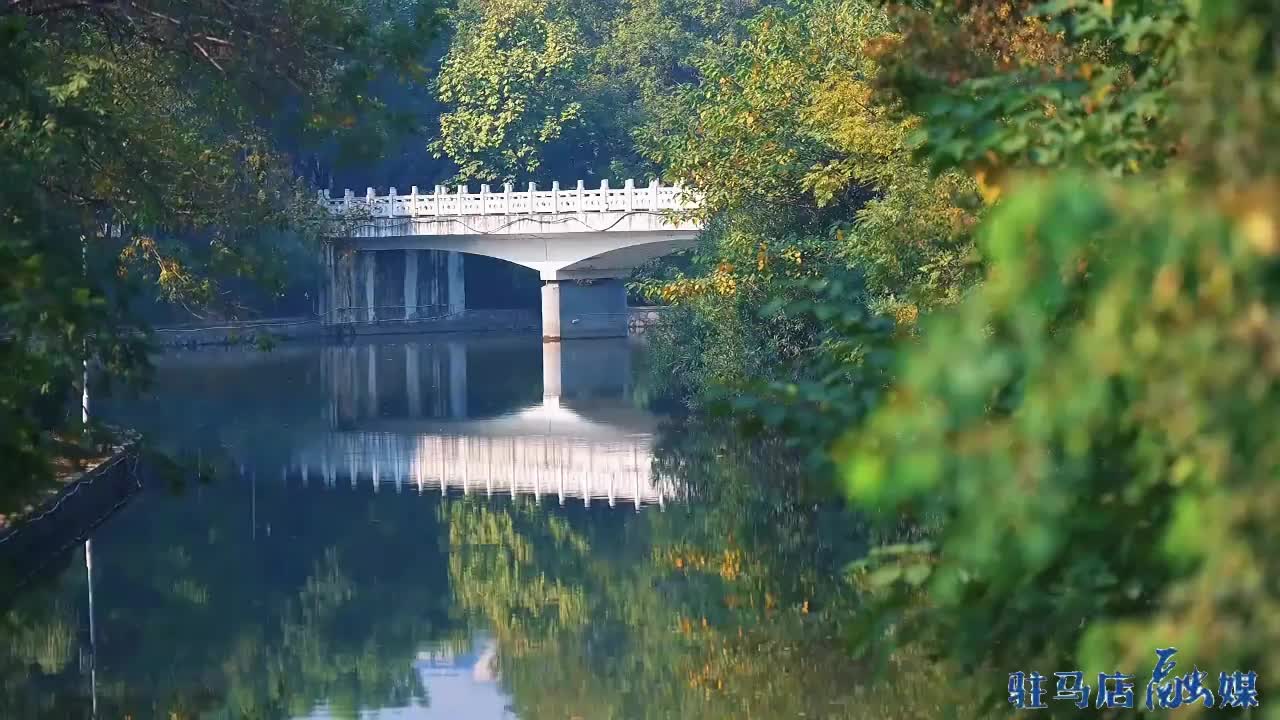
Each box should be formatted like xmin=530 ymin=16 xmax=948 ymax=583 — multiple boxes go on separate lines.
xmin=319 ymin=242 xmax=334 ymax=323
xmin=327 ymin=248 xmax=359 ymax=324
xmin=540 ymin=280 xmax=560 ymax=338
xmin=364 ymin=251 xmax=377 ymax=323
xmin=404 ymin=250 xmax=419 ymax=320
xmin=542 ymin=341 xmax=562 ymax=404
xmin=540 ymin=278 xmax=628 ymax=340
xmin=447 ymin=251 xmax=465 ymax=315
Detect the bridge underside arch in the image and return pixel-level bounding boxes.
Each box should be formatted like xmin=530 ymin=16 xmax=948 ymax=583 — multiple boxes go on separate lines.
xmin=337 ymin=229 xmax=699 ymax=281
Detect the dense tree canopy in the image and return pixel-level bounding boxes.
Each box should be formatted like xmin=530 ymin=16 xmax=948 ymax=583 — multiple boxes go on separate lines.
xmin=0 ymin=0 xmax=437 ymax=494
xmin=430 ymin=0 xmax=765 ymax=182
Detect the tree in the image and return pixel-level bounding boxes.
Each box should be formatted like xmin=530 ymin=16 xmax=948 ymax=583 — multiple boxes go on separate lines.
xmin=430 ymin=0 xmax=766 ymax=183
xmin=842 ymin=0 xmax=1280 ymax=712
xmin=430 ymin=0 xmax=589 ymax=182
xmin=0 ymin=0 xmax=438 ymax=498
xmin=633 ymin=0 xmax=979 ymax=422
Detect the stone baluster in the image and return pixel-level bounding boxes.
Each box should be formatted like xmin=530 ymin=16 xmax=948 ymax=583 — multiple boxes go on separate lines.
xmin=366 ymin=187 xmax=376 ymax=215
xmin=551 ymin=180 xmax=560 ymax=213
xmin=624 ymin=178 xmax=635 ymax=211
xmin=457 ymin=184 xmax=467 ymax=214
xmin=504 ymin=182 xmax=513 ymax=214
xmin=344 ymin=188 xmax=354 ymax=213
xmin=528 ymin=182 xmax=537 ymax=212
xmin=480 ymin=184 xmax=490 ymax=214
xmin=410 ymin=185 xmax=419 ymax=216
xmin=599 ymin=178 xmax=609 ymax=211
xmin=649 ymin=178 xmax=659 ymax=210
xmin=388 ymin=187 xmax=397 ymax=217
xmin=576 ymin=179 xmax=585 ymax=211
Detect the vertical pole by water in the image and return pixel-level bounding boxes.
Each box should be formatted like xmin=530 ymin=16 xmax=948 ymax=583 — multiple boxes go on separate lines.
xmin=82 ymin=237 xmax=89 ymax=426
xmin=82 ymin=235 xmax=98 ymax=719
xmin=85 ymin=538 xmax=97 ymax=719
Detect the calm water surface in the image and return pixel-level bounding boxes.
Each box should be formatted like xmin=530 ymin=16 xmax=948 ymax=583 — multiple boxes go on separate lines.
xmin=0 ymin=335 xmax=933 ymax=720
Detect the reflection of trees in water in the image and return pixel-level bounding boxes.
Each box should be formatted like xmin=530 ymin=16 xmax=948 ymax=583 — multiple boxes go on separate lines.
xmin=0 ymin=467 xmax=463 ymax=719
xmin=0 ymin=590 xmax=83 ymax=718
xmin=445 ymin=418 xmax=974 ymax=720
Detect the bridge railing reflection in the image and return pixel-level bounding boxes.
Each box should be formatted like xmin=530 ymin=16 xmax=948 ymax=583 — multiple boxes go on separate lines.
xmin=285 ymin=432 xmax=677 ymax=510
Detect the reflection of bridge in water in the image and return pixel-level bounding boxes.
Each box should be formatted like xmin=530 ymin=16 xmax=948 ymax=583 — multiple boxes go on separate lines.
xmin=282 ymin=338 xmax=675 ymax=509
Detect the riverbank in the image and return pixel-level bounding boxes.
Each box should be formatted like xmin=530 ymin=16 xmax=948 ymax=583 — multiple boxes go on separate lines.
xmin=150 ymin=307 xmax=669 ymax=347
xmin=0 ymin=436 xmax=142 ymax=595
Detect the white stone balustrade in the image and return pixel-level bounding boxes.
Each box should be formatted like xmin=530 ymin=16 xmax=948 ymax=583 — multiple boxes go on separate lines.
xmin=319 ymin=179 xmax=700 ymax=218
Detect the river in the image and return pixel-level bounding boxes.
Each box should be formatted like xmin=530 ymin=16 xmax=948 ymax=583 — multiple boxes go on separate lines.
xmin=0 ymin=335 xmax=952 ymax=719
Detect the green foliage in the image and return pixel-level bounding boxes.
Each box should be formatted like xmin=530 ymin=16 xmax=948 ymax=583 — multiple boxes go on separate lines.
xmin=719 ymin=272 xmax=897 ymax=470
xmin=640 ymin=0 xmax=981 ymax=311
xmin=431 ymin=0 xmax=588 ymax=181
xmin=625 ymin=0 xmax=1280 ymax=713
xmin=835 ymin=0 xmax=1280 ymax=712
xmin=430 ymin=0 xmax=765 ymax=182
xmin=875 ymin=0 xmax=1182 ymax=175
xmin=635 ymin=0 xmax=980 ymax=433
xmin=0 ymin=0 xmax=438 ymax=495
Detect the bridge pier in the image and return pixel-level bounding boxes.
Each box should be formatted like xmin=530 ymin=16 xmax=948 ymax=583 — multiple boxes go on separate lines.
xmin=542 ymin=341 xmax=562 ymax=403
xmin=540 ymin=278 xmax=628 ymax=340
xmin=404 ymin=249 xmax=419 ymax=319
xmin=447 ymin=251 xmax=465 ymax=316
xmin=321 ymin=246 xmax=465 ymax=325
xmin=364 ymin=252 xmax=377 ymax=323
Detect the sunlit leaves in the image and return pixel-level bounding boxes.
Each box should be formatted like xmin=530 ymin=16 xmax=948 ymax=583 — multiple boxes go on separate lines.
xmin=872 ymin=0 xmax=1182 ymax=175
xmin=432 ymin=0 xmax=588 ymax=181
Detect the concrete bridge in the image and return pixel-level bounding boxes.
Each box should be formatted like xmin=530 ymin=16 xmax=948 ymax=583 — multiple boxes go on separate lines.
xmin=318 ymin=179 xmax=702 ymax=339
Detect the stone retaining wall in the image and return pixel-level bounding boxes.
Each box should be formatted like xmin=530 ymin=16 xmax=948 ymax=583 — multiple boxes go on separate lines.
xmin=0 ymin=442 xmax=143 ymax=598
xmin=627 ymin=306 xmax=668 ymax=336
xmin=152 ymin=307 xmax=667 ymax=346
